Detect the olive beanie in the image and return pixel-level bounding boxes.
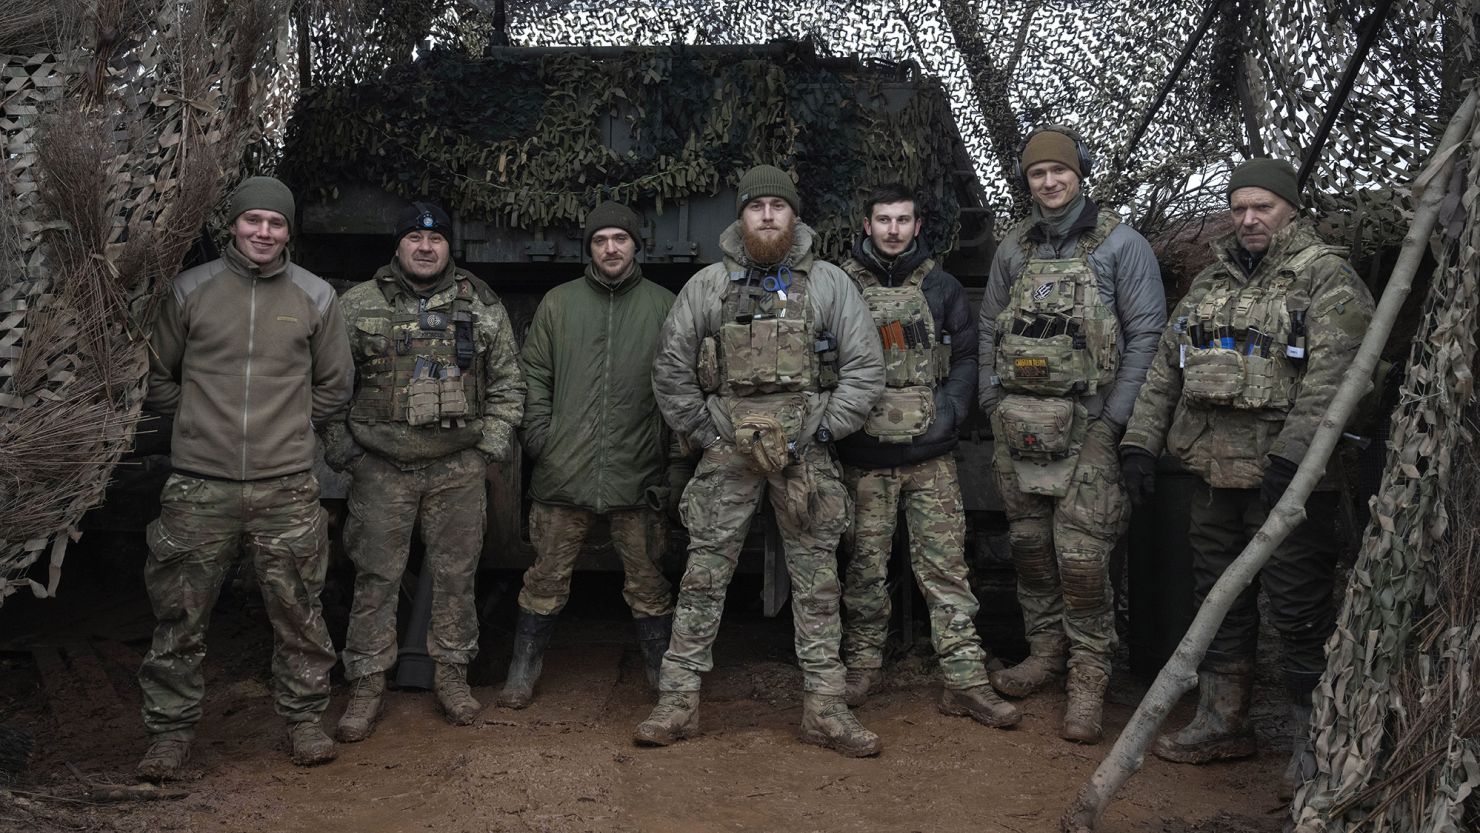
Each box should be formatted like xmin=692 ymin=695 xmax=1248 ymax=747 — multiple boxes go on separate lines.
xmin=1020 ymin=130 xmax=1082 ymax=177
xmin=583 ymin=200 xmax=643 ymax=251
xmin=736 ymin=165 xmax=801 ymax=216
xmin=228 ymin=176 xmax=295 ymax=229
xmin=1228 ymin=158 xmax=1302 ymax=209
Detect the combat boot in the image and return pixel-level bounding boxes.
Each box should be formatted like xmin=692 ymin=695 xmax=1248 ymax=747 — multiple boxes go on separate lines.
xmin=1280 ymin=703 xmax=1316 ymax=801
xmin=1061 ymin=665 xmax=1110 ymax=744
xmin=135 ymin=732 xmax=191 ymax=782
xmin=633 ymin=614 xmax=672 ymax=691
xmin=435 ymin=662 xmax=482 ymax=726
xmin=336 ymin=673 xmax=385 ymax=743
xmin=497 ymin=610 xmax=558 ymax=709
xmin=939 ymin=684 xmax=1021 ymax=728
xmin=287 ymin=720 xmax=337 ymax=766
xmin=989 ymin=653 xmax=1067 ymax=698
xmin=799 ymin=693 xmax=882 ymax=758
xmin=1153 ymin=664 xmax=1257 ymax=763
xmin=633 ymin=692 xmax=699 ymax=746
xmin=843 ymin=667 xmax=884 ymax=707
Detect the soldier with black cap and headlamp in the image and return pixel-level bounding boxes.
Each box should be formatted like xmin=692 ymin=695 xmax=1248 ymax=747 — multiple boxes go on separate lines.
xmin=325 ymin=200 xmax=525 ymax=742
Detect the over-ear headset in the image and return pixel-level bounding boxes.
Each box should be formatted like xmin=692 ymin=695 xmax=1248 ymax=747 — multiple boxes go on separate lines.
xmin=1013 ymin=125 xmax=1093 ymax=189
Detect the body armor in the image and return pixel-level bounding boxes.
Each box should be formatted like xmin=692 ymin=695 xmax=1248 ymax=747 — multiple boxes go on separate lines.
xmin=350 ymin=278 xmax=485 ymax=427
xmin=846 ymin=258 xmax=950 ymax=444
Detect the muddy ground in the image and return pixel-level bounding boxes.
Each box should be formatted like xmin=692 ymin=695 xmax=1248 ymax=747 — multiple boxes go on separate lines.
xmin=0 ymin=542 xmax=1295 ymax=833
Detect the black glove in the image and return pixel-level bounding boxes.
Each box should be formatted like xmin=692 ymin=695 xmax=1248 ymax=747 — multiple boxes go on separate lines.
xmin=1119 ymin=447 xmax=1158 ymax=508
xmin=1261 ymin=455 xmax=1300 ymax=505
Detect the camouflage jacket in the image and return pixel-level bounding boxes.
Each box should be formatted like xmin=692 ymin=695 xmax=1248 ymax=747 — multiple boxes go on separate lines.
xmin=652 ymin=221 xmax=884 ymax=448
xmin=330 ymin=258 xmax=525 ymax=469
xmin=1121 ymin=220 xmax=1375 ymax=489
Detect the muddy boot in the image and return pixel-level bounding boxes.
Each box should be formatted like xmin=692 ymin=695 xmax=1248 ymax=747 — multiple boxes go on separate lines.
xmin=799 ymin=693 xmax=882 ymax=758
xmin=633 ymin=692 xmax=699 ymax=746
xmin=1280 ymin=703 xmax=1316 ymax=801
xmin=634 ymin=614 xmax=672 ymax=691
xmin=497 ymin=610 xmax=558 ymax=709
xmin=1153 ymin=664 xmax=1257 ymax=763
xmin=939 ymin=684 xmax=1021 ymax=728
xmin=136 ymin=732 xmax=191 ymax=782
xmin=843 ymin=667 xmax=884 ymax=707
xmin=1061 ymin=666 xmax=1109 ymax=744
xmin=435 ymin=662 xmax=482 ymax=726
xmin=336 ymin=673 xmax=386 ymax=743
xmin=287 ymin=721 xmax=337 ymax=766
xmin=989 ymin=653 xmax=1067 ymax=698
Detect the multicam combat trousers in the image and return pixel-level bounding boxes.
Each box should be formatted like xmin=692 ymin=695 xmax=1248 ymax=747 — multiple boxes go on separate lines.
xmin=341 ymin=448 xmax=486 ymax=681
xmin=661 ymin=442 xmax=852 ymax=695
xmin=840 ymin=455 xmax=991 ymax=689
xmin=518 ymin=501 xmax=673 ymax=618
xmin=139 ymin=471 xmax=336 ymax=735
xmin=992 ymin=419 xmax=1128 ymax=674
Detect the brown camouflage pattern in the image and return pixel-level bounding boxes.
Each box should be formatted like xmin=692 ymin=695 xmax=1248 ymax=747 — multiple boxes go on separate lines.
xmin=518 ymin=501 xmax=674 ymax=618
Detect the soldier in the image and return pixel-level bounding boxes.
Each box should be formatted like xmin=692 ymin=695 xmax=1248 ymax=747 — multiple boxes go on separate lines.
xmin=1120 ymin=158 xmax=1372 ymax=796
xmin=326 ymin=201 xmax=525 ymax=742
xmin=978 ymin=127 xmax=1166 ymax=743
xmin=137 ymin=176 xmax=354 ymax=778
xmin=635 ymin=164 xmax=885 ymax=756
xmin=834 ymin=183 xmax=1018 ymax=729
xmin=497 ymin=201 xmax=676 ymax=708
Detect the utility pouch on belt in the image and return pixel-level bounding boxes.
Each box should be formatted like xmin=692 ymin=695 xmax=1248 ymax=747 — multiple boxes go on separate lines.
xmin=994 ymin=394 xmax=1085 ymax=498
xmin=734 ymin=413 xmax=789 ymax=473
xmin=864 ymin=385 xmax=935 ymax=443
xmin=697 ymin=336 xmax=720 ymax=393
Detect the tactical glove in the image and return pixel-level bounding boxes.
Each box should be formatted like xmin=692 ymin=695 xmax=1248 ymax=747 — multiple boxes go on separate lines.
xmin=1260 ymin=455 xmax=1300 ymax=505
xmin=1119 ymin=447 xmax=1158 ymax=508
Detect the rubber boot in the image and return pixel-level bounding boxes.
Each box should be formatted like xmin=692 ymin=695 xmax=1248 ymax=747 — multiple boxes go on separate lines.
xmin=435 ymin=662 xmax=482 ymax=726
xmin=989 ymin=653 xmax=1067 ymax=698
xmin=843 ymin=667 xmax=884 ymax=707
xmin=136 ymin=732 xmax=192 ymax=782
xmin=1280 ymin=702 xmax=1316 ymax=801
xmin=633 ymin=692 xmax=700 ymax=746
xmin=287 ymin=721 xmax=337 ymax=766
xmin=1153 ymin=664 xmax=1257 ymax=763
xmin=497 ymin=610 xmax=558 ymax=709
xmin=939 ymin=684 xmax=1021 ymax=728
xmin=633 ymin=614 xmax=672 ymax=692
xmin=1061 ymin=666 xmax=1109 ymax=744
xmin=799 ymin=694 xmax=882 ymax=758
xmin=336 ymin=673 xmax=386 ymax=743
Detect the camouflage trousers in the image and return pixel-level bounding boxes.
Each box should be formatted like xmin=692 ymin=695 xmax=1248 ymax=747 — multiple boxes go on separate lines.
xmin=840 ymin=455 xmax=990 ymax=689
xmin=991 ymin=419 xmax=1128 ymax=674
xmin=517 ymin=501 xmax=674 ymax=618
xmin=341 ymin=448 xmax=486 ymax=681
xmin=661 ymin=442 xmax=852 ymax=695
xmin=139 ymin=471 xmax=335 ymax=736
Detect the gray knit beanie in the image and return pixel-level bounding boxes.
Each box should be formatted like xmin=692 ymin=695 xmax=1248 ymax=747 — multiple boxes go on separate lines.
xmin=735 ymin=165 xmax=801 ymax=216
xmin=228 ymin=176 xmax=296 ymax=229
xmin=1228 ymin=158 xmax=1302 ymax=210
xmin=583 ymin=201 xmax=643 ymax=251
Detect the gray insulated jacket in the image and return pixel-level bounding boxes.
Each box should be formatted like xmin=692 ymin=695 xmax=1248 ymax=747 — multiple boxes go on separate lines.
xmin=977 ymin=199 xmax=1166 ymax=428
xmin=653 ymin=221 xmax=885 ymax=448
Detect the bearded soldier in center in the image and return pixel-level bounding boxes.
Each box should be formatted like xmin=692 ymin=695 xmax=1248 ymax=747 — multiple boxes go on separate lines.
xmin=635 ymin=164 xmax=885 ymax=756
xmin=978 ymin=127 xmax=1166 ymax=743
xmin=834 ymin=183 xmax=1019 ymax=729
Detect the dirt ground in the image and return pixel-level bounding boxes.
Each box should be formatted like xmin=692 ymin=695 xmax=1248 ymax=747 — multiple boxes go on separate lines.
xmin=0 ymin=544 xmax=1296 ymax=833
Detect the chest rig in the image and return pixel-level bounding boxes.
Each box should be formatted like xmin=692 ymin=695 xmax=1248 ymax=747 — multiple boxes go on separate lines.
xmin=1177 ymin=243 xmax=1339 ymax=411
xmin=846 ymin=257 xmax=950 ymax=443
xmin=350 ymin=278 xmax=484 ymax=428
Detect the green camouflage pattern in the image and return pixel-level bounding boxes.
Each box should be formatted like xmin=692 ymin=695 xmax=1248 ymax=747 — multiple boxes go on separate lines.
xmin=990 ymin=419 xmax=1128 ymax=673
xmin=1121 ymin=220 xmax=1375 ymax=489
xmin=139 ymin=472 xmax=336 ymax=734
xmin=340 ymin=448 xmax=486 ymax=680
xmin=661 ymin=443 xmax=852 ymax=695
xmin=518 ymin=501 xmax=674 ymax=618
xmin=839 ymin=455 xmax=990 ymax=689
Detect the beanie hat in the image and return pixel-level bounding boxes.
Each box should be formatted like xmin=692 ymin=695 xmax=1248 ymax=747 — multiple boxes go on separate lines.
xmin=736 ymin=165 xmax=801 ymax=216
xmin=228 ymin=176 xmax=295 ymax=229
xmin=395 ymin=201 xmax=454 ymax=244
xmin=1228 ymin=158 xmax=1302 ymax=210
xmin=583 ymin=200 xmax=643 ymax=251
xmin=1019 ymin=130 xmax=1082 ymax=178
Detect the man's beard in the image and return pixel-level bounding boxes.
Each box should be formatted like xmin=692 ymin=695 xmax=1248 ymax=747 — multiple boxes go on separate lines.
xmin=742 ymin=221 xmax=795 ymax=266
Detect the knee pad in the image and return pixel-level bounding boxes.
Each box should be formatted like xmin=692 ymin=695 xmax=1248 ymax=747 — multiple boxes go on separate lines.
xmin=1009 ymin=520 xmax=1055 ymax=587
xmin=1059 ymin=548 xmax=1110 ymax=613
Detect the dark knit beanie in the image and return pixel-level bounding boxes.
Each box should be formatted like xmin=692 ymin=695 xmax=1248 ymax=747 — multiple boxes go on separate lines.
xmin=228 ymin=176 xmax=295 ymax=229
xmin=583 ymin=200 xmax=643 ymax=251
xmin=1020 ymin=130 xmax=1082 ymax=177
xmin=736 ymin=165 xmax=801 ymax=216
xmin=395 ymin=201 xmax=454 ymax=244
xmin=1228 ymin=158 xmax=1302 ymax=210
